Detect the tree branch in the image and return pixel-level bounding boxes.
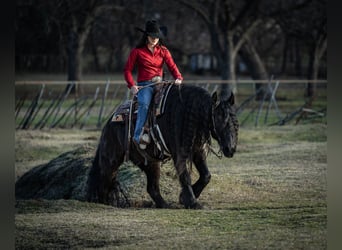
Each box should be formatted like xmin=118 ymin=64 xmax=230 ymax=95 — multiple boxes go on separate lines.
xmin=93 ymin=4 xmax=125 ymax=17
xmin=230 ymin=0 xmax=261 ymax=30
xmin=267 ymin=0 xmax=312 ymax=18
xmin=317 ymin=37 xmax=327 ymax=61
xmin=174 ymin=0 xmax=210 ymax=25
xmin=233 ymin=19 xmax=262 ymax=56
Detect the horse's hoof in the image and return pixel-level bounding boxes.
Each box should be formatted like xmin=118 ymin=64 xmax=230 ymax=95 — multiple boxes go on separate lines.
xmin=182 ymin=202 xmax=202 ymax=209
xmin=180 ymin=194 xmax=202 ymax=209
xmin=183 ymin=202 xmax=202 ymax=209
xmin=190 ymin=202 xmax=203 ymax=209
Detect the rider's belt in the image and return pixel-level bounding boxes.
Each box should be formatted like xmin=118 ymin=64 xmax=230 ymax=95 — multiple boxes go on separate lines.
xmin=138 ymin=76 xmax=162 ymax=84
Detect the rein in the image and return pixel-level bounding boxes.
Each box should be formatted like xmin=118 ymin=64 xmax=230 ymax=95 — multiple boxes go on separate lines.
xmin=210 ymin=103 xmax=223 ymax=159
xmin=210 ymin=104 xmax=220 ymax=142
xmin=125 ymin=96 xmax=135 ymax=161
xmin=209 ymin=145 xmax=223 ymax=159
xmin=137 ymin=79 xmax=175 ymax=91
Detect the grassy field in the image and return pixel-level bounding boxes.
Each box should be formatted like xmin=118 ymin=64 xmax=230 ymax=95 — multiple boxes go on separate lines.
xmin=15 ymin=123 xmax=327 ymax=249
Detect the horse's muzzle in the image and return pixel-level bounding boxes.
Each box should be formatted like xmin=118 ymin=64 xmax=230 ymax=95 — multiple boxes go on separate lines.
xmin=222 ymin=146 xmax=235 ymax=158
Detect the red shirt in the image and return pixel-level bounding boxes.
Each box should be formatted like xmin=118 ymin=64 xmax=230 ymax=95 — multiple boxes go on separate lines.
xmin=124 ymin=45 xmax=183 ymax=88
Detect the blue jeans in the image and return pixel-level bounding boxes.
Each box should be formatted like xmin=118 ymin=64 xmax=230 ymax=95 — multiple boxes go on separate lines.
xmin=133 ymin=81 xmax=154 ymax=142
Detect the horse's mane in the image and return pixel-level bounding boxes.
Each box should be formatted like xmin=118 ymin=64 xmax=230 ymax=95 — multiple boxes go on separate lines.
xmin=163 ymin=85 xmax=212 ymax=156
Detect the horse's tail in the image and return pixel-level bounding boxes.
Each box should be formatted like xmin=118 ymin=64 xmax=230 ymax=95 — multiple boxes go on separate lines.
xmin=86 ymin=146 xmax=101 ymax=202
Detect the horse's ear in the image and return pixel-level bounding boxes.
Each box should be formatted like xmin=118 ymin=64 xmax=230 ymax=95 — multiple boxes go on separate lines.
xmin=211 ymin=91 xmax=219 ymax=107
xmin=228 ymin=92 xmax=235 ymax=105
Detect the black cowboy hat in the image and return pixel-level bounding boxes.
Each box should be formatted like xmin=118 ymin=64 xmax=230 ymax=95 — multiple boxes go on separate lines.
xmin=136 ymin=20 xmax=163 ymax=38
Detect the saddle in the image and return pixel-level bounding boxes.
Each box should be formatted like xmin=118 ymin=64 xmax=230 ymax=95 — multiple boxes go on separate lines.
xmin=111 ymin=100 xmax=136 ymax=122
xmin=111 ymin=83 xmax=174 ymax=162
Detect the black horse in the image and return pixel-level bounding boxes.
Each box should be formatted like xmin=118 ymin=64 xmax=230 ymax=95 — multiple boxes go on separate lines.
xmin=87 ymin=84 xmax=239 ymax=209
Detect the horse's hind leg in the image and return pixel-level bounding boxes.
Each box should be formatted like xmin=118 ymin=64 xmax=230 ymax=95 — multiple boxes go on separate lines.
xmin=140 ymin=162 xmax=168 ymax=208
xmin=192 ymin=150 xmax=211 ymax=199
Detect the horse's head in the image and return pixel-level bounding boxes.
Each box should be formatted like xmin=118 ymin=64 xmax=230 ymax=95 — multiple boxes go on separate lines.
xmin=211 ymin=91 xmax=239 ymax=158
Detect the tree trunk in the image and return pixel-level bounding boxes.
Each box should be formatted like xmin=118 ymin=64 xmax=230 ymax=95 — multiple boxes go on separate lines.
xmin=90 ymin=32 xmax=101 ymax=72
xmin=66 ymin=29 xmax=79 ymax=94
xmin=228 ymin=34 xmax=237 ymax=96
xmin=280 ymin=37 xmax=288 ymax=75
xmin=295 ymin=39 xmax=302 ymax=77
xmin=208 ymin=25 xmax=231 ymax=99
xmin=66 ymin=18 xmax=92 ymax=94
xmin=306 ymin=35 xmax=326 ymax=97
xmin=306 ymin=44 xmax=319 ymax=98
xmin=240 ymin=39 xmax=269 ymax=100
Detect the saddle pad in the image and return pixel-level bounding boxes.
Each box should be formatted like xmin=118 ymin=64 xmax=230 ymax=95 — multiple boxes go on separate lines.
xmin=111 ymin=100 xmax=134 ymax=122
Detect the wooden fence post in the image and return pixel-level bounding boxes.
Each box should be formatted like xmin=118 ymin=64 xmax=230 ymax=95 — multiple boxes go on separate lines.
xmin=21 ymin=84 xmax=45 ymax=129
xmin=49 ymin=82 xmax=75 ymax=128
xmin=97 ymin=79 xmax=110 ymax=128
xmin=80 ymin=87 xmax=100 ymax=129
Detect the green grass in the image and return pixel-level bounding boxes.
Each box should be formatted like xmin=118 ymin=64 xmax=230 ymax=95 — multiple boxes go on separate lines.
xmin=15 ymin=124 xmax=327 ymax=249
xmin=15 ymin=200 xmax=326 ymax=249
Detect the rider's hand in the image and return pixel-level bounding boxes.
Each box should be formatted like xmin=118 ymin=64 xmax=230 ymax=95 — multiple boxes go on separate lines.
xmin=130 ymin=85 xmax=139 ymax=95
xmin=175 ymin=79 xmax=182 ymax=85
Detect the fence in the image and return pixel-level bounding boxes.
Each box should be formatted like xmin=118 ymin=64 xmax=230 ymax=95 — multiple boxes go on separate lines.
xmin=15 ymin=79 xmax=327 ymax=130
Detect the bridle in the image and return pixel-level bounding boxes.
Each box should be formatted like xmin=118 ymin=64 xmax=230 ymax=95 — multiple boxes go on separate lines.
xmin=210 ymin=103 xmax=223 ymax=159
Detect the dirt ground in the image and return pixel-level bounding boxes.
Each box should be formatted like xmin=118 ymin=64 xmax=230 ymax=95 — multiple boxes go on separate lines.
xmin=15 ymin=124 xmax=327 ymax=249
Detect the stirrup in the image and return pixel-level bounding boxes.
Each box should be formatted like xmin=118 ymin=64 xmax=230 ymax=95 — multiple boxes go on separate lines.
xmin=140 ymin=133 xmax=151 ymax=144
xmin=133 ymin=138 xmax=147 ymax=150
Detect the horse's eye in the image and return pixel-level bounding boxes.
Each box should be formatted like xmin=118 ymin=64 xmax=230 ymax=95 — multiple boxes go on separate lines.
xmin=216 ymin=107 xmax=229 ymax=126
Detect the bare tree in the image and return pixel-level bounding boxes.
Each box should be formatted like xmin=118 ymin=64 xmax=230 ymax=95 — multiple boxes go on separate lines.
xmin=173 ymin=0 xmax=325 ymax=99
xmin=174 ymin=0 xmax=265 ymax=99
xmin=271 ymin=0 xmax=326 ymax=96
xmin=16 ymin=0 xmax=326 ymax=96
xmin=25 ymin=0 xmax=125 ymax=89
xmin=61 ymin=1 xmax=124 ymax=86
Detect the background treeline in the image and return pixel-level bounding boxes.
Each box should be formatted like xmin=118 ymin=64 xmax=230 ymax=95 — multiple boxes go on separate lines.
xmin=15 ymin=0 xmax=326 ymax=85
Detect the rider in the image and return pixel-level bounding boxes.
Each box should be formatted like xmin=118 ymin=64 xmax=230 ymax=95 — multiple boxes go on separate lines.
xmin=124 ymin=20 xmax=183 ymax=148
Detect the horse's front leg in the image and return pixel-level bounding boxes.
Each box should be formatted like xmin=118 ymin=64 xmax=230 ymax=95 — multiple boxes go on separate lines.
xmin=176 ymin=157 xmax=202 ymax=209
xmin=192 ymin=150 xmax=211 ymax=199
xmin=140 ymin=162 xmax=168 ymax=208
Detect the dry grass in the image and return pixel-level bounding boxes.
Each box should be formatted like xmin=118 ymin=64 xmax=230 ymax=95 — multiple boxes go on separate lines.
xmin=15 ymin=123 xmax=327 ymax=249
xmin=15 ymin=129 xmax=99 ymax=180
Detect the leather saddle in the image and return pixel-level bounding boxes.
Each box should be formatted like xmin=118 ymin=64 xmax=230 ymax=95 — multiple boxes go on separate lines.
xmin=112 ymin=83 xmax=173 ymax=123
xmin=111 ymin=83 xmax=174 ymax=162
